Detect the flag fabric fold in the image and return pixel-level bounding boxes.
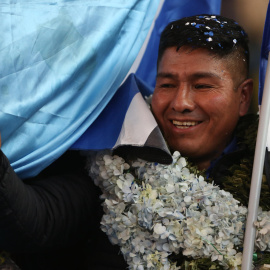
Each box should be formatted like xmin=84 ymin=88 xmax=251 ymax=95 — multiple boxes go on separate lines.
xmin=71 ymin=73 xmax=172 ymax=164
xmin=0 ymin=0 xmax=222 ymax=179
xmin=0 ymin=0 xmax=160 ymax=178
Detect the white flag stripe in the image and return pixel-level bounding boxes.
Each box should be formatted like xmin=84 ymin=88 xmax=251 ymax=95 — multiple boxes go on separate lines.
xmin=114 ymin=92 xmax=157 ymax=148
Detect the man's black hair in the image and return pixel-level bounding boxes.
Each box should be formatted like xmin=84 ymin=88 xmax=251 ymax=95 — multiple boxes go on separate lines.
xmin=158 ymin=14 xmax=249 ymax=70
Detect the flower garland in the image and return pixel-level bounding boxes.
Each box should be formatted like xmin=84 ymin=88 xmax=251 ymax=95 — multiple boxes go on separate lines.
xmin=88 ymin=150 xmax=270 ymax=270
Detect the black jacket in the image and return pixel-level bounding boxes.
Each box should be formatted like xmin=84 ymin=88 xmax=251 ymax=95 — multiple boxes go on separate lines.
xmin=0 ymin=150 xmax=127 ymax=270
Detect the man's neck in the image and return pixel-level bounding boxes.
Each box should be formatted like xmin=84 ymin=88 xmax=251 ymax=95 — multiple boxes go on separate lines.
xmin=189 ymin=137 xmax=238 ymax=172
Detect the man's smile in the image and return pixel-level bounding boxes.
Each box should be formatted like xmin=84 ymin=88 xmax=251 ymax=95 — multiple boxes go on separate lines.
xmin=172 ymin=120 xmax=201 ymax=129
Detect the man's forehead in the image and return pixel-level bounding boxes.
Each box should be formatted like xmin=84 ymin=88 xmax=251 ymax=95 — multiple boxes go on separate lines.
xmin=155 ymin=47 xmax=237 ymax=85
xmin=157 ymin=47 xmax=228 ymax=71
xmin=158 ymin=46 xmax=217 ymax=63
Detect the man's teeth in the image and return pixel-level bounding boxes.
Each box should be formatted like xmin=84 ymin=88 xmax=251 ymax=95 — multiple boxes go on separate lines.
xmin=172 ymin=120 xmax=199 ymax=129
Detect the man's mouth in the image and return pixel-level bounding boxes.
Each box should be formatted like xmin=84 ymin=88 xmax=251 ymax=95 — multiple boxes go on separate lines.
xmin=172 ymin=120 xmax=200 ymax=129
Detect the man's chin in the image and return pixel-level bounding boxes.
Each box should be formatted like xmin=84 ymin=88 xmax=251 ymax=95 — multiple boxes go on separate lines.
xmin=169 ymin=141 xmax=199 ymax=155
xmin=169 ymin=147 xmax=198 ymax=158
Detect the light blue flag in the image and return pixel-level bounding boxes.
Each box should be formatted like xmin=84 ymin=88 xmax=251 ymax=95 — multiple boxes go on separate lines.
xmin=135 ymin=0 xmax=222 ymax=87
xmin=0 ymin=0 xmax=160 ymax=179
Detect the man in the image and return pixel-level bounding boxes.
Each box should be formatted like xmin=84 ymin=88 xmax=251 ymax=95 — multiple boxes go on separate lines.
xmin=151 ymin=15 xmax=266 ymax=208
xmin=152 ymin=14 xmax=253 ymax=171
xmin=0 ymin=14 xmax=263 ymax=269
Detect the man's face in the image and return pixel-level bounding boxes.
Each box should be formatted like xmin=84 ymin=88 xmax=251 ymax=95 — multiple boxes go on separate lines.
xmin=152 ymin=46 xmax=251 ymax=169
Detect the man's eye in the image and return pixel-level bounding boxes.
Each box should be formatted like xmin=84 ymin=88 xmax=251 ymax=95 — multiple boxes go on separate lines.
xmin=194 ymin=84 xmax=213 ymax=89
xmin=160 ymin=84 xmax=175 ymax=88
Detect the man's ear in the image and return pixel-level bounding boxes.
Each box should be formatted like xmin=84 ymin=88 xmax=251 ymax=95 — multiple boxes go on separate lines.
xmin=239 ymin=78 xmax=253 ymax=116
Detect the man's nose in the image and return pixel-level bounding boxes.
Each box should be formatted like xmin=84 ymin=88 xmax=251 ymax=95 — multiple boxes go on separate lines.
xmin=171 ymin=86 xmax=195 ymax=113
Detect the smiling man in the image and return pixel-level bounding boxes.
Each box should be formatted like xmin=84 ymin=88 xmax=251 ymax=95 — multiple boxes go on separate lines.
xmin=151 ymin=15 xmax=253 ymax=173
xmin=0 ymin=14 xmax=263 ymax=270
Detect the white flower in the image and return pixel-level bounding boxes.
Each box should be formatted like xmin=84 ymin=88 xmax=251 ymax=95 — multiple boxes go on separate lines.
xmin=154 ymin=223 xmax=167 ymax=235
xmin=87 ymin=150 xmax=270 ymax=269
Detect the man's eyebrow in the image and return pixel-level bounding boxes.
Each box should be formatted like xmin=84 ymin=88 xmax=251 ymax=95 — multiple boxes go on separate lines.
xmin=191 ymin=72 xmax=222 ymax=80
xmin=156 ymin=72 xmax=222 ymax=80
xmin=156 ymin=72 xmax=178 ymax=79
